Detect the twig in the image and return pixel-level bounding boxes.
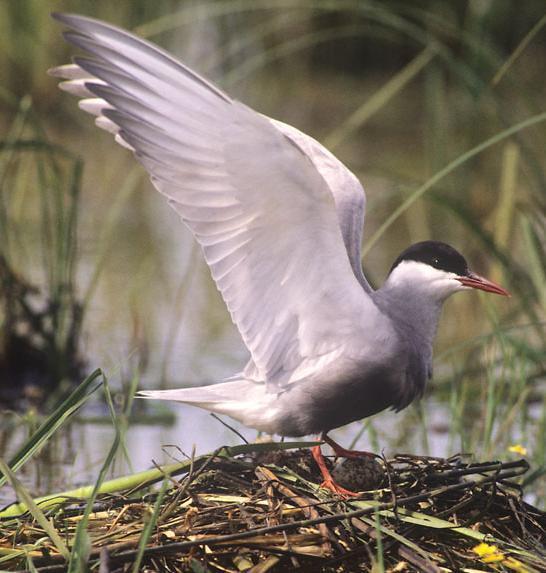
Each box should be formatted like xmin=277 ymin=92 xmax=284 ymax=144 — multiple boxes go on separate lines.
xmin=210 ymin=413 xmax=249 ymax=444
xmin=102 ymin=470 xmax=525 ymax=562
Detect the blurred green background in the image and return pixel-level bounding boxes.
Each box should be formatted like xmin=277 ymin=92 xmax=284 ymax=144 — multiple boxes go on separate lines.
xmin=0 ymin=0 xmax=544 ymax=502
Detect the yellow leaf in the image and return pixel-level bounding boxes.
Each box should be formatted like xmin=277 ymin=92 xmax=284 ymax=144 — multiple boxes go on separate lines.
xmin=505 ymin=556 xmax=532 ymax=573
xmin=473 ymin=542 xmax=496 ymax=557
xmin=472 ymin=542 xmax=505 ymax=563
xmin=483 ymin=553 xmax=506 ymax=563
xmin=508 ymin=444 xmax=527 ymax=456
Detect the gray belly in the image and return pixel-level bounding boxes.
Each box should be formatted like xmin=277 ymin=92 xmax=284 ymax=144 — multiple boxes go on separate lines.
xmin=273 ymin=363 xmax=409 ymax=437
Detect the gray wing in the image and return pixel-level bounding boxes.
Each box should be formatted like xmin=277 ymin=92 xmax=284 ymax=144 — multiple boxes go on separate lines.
xmin=51 ymin=13 xmax=384 ymax=389
xmin=268 ymin=119 xmax=371 ymax=293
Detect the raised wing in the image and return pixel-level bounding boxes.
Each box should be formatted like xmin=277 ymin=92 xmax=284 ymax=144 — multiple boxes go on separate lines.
xmin=51 ymin=13 xmax=383 ymax=388
xmin=268 ymin=119 xmax=371 ymax=293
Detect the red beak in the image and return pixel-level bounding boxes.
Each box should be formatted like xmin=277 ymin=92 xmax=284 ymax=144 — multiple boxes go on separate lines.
xmin=457 ymin=273 xmax=510 ymax=297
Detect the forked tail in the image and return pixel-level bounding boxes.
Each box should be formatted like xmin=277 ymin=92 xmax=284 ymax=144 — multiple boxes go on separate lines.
xmin=137 ymin=378 xmax=281 ymax=434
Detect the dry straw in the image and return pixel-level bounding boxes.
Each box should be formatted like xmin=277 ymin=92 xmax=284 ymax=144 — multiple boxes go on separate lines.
xmin=1 ymin=446 xmax=544 ymax=572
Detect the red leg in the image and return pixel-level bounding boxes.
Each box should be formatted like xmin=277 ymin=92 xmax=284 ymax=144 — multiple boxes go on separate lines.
xmin=311 ymin=444 xmax=360 ymax=497
xmin=322 ymin=433 xmax=377 ymax=460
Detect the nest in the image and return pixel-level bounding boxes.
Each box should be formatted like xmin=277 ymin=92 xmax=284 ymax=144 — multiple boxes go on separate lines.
xmin=1 ymin=447 xmax=544 ymax=572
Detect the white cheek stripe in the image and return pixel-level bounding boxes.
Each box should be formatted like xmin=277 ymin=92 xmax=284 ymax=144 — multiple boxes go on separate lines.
xmin=385 ymin=260 xmax=464 ymax=300
xmin=388 ymin=260 xmax=456 ymax=285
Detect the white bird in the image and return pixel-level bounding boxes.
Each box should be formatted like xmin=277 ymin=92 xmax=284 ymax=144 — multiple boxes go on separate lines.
xmin=51 ymin=13 xmax=509 ymax=495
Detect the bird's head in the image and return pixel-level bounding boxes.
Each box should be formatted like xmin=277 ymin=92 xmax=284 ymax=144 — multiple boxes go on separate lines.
xmin=385 ymin=241 xmax=510 ymax=302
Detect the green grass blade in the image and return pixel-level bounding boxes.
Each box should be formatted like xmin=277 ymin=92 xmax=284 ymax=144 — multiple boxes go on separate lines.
xmin=81 ymin=167 xmax=143 ymax=308
xmin=362 ymin=111 xmax=546 ymax=257
xmin=131 ymin=476 xmax=171 ymax=573
xmin=0 ymin=139 xmax=78 ymax=158
xmin=0 ymin=458 xmax=70 ymax=560
xmin=520 ymin=213 xmax=546 ymax=311
xmin=325 ymin=46 xmax=435 ymax=151
xmin=0 ymin=369 xmax=104 ymax=488
xmin=373 ymin=509 xmax=385 ymax=572
xmin=26 ymin=555 xmax=39 ymax=573
xmin=68 ymin=375 xmax=121 ymax=572
xmin=223 ymin=21 xmax=404 ymax=88
xmin=360 ymin=516 xmax=432 ymax=561
xmin=492 ymin=14 xmax=546 ymax=85
xmin=374 ymin=504 xmax=487 ymax=542
xmin=0 ymin=95 xmax=32 ymax=257
xmin=490 ymin=142 xmax=519 ymax=283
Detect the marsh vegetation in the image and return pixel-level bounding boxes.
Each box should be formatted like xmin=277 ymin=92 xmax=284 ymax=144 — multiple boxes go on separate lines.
xmin=0 ymin=1 xmax=544 ymax=568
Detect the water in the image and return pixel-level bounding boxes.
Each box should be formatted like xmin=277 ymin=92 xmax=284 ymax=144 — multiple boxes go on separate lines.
xmin=0 ymin=394 xmax=454 ymax=507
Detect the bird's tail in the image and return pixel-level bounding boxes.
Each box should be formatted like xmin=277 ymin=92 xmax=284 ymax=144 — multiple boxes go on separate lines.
xmin=137 ymin=379 xmax=281 ymax=434
xmin=137 ymin=379 xmax=256 ymax=404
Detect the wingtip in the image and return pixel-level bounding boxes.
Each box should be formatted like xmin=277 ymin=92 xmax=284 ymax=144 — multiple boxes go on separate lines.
xmin=51 ymin=12 xmax=71 ymax=24
xmin=135 ymin=390 xmax=154 ymax=399
xmin=51 ymin=12 xmax=88 ymax=32
xmin=51 ymin=12 xmax=98 ymax=29
xmin=47 ymin=64 xmax=73 ymax=78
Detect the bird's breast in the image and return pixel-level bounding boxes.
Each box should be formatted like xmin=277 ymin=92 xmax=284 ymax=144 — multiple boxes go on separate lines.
xmin=273 ymin=359 xmax=408 ymax=436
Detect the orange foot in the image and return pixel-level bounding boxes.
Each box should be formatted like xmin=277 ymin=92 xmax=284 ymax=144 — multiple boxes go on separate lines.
xmin=311 ymin=444 xmax=362 ymax=498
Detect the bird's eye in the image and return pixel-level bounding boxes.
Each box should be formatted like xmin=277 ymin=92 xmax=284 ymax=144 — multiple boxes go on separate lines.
xmin=433 ymin=258 xmax=440 ymax=267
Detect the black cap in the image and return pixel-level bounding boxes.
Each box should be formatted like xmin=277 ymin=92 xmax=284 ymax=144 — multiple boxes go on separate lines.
xmin=389 ymin=241 xmax=469 ymax=277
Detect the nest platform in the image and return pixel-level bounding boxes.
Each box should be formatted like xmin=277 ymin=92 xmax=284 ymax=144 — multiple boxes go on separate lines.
xmin=0 ymin=446 xmax=544 ymax=572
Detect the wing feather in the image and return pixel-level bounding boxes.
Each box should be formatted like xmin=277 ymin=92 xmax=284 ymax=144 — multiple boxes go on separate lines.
xmin=51 ymin=13 xmax=385 ymax=388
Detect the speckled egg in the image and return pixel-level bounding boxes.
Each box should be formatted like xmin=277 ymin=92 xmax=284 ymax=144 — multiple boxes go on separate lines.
xmin=331 ymin=456 xmax=385 ymax=491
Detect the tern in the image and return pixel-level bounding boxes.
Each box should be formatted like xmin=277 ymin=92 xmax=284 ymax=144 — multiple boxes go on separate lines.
xmin=51 ymin=13 xmax=510 ymax=494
